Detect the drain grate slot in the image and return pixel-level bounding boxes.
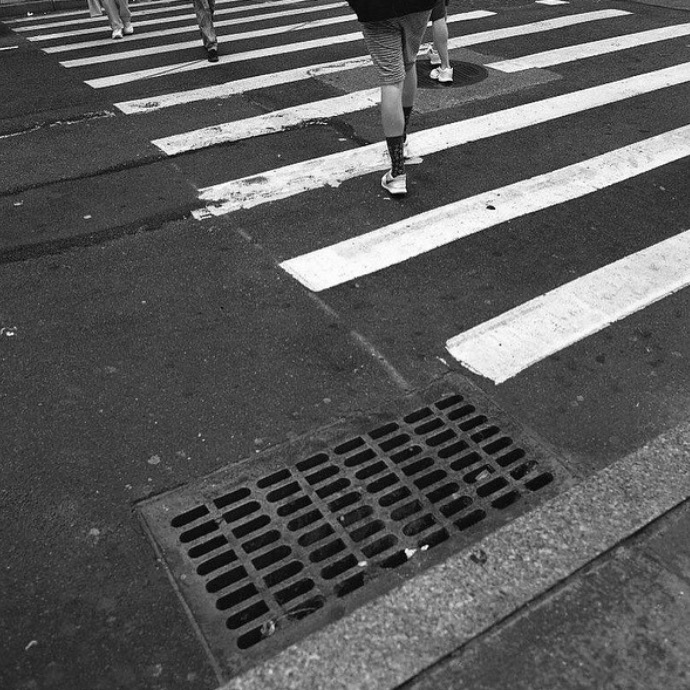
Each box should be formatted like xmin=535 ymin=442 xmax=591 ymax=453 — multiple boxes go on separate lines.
xmin=139 ymin=385 xmax=565 ymax=675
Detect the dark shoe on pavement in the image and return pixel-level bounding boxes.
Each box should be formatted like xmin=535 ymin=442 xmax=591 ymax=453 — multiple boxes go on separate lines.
xmin=207 ymin=48 xmax=219 ymax=62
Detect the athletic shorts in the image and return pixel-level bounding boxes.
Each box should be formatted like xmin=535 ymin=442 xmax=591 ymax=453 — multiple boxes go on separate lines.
xmin=360 ymin=10 xmax=432 ymax=85
xmin=430 ymin=0 xmax=449 ymax=22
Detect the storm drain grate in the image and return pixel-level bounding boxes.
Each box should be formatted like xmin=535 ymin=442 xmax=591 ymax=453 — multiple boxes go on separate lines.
xmin=139 ymin=386 xmax=565 ymax=675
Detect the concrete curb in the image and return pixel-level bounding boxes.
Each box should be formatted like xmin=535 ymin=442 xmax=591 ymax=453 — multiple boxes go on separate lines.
xmin=217 ymin=420 xmax=690 ymax=690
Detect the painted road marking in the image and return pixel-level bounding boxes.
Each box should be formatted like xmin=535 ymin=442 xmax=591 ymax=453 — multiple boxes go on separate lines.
xmin=59 ymin=14 xmax=357 ymax=67
xmin=154 ymin=60 xmax=689 ymax=155
xmin=114 ymin=12 xmax=494 ymax=113
xmin=488 ymin=22 xmax=690 ymax=72
xmin=194 ymin=62 xmax=689 ymax=219
xmin=279 ymin=125 xmax=690 ymax=291
xmin=6 ymin=0 xmax=184 ymax=23
xmin=86 ymin=9 xmax=630 ymax=88
xmin=43 ymin=2 xmax=346 ymax=53
xmin=13 ymin=0 xmax=257 ymax=31
xmin=21 ymin=0 xmax=313 ymax=40
xmin=116 ymin=56 xmax=374 ymax=113
xmin=446 ymin=230 xmax=690 ymax=383
xmin=152 ymin=89 xmax=380 ymax=155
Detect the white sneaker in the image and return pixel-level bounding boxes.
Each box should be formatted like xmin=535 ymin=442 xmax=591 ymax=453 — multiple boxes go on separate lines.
xmin=430 ymin=66 xmax=454 ymax=83
xmin=429 ymin=48 xmax=441 ymax=65
xmin=381 ymin=171 xmax=407 ymax=196
xmin=123 ymin=23 xmax=134 ymax=35
xmin=112 ymin=28 xmax=123 ymax=39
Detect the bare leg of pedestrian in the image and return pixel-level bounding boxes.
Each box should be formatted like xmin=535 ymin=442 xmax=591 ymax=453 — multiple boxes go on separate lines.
xmin=430 ymin=0 xmax=453 ymax=82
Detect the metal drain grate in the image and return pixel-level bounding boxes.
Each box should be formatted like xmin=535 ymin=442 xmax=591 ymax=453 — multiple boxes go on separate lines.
xmin=139 ymin=385 xmax=565 ymax=675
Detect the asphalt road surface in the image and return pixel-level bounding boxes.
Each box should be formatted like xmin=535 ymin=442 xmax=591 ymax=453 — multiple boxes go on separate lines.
xmin=1 ymin=0 xmax=689 ymax=688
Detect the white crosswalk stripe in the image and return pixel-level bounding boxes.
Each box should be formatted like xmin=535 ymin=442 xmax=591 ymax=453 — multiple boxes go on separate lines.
xmin=445 ymin=230 xmax=690 ymax=383
xmin=11 ymin=1 xmax=689 ymax=382
xmin=279 ymin=124 xmax=690 ymax=290
xmin=195 ymin=63 xmax=690 ymax=215
xmin=487 ymin=23 xmax=690 ymax=72
xmin=43 ymin=2 xmax=347 ymax=53
xmin=84 ymin=9 xmax=630 ymax=88
xmin=59 ymin=14 xmax=360 ymax=67
xmin=21 ymin=0 xmax=315 ymax=40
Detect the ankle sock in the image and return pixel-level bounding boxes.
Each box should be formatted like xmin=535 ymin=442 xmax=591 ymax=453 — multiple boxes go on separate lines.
xmin=386 ymin=135 xmax=405 ymax=177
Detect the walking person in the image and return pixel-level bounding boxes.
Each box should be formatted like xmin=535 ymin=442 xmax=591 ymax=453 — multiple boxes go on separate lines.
xmin=192 ymin=0 xmax=219 ymax=62
xmin=100 ymin=0 xmax=133 ymax=40
xmin=428 ymin=0 xmax=453 ymax=83
xmin=346 ymin=0 xmax=436 ymax=196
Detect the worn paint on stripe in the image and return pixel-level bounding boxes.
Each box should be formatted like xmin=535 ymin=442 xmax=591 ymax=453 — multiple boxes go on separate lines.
xmin=279 ymin=125 xmax=690 ymax=291
xmin=23 ymin=0 xmax=312 ymax=40
xmin=7 ymin=0 xmax=185 ymax=23
xmin=114 ymin=11 xmax=494 ymax=113
xmin=117 ymin=56 xmax=373 ymax=113
xmin=44 ymin=2 xmax=346 ymax=53
xmin=446 ymin=230 xmax=690 ymax=383
xmin=59 ymin=14 xmax=357 ymax=67
xmin=14 ymin=0 xmax=258 ymax=31
xmin=196 ymin=62 xmax=689 ymax=219
xmin=87 ymin=9 xmax=629 ymax=88
xmin=152 ymin=89 xmax=380 ymax=155
xmin=489 ymin=23 xmax=690 ymax=72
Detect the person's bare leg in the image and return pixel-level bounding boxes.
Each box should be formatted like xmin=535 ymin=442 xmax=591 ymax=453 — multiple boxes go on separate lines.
xmin=380 ymin=81 xmax=405 ymax=137
xmin=432 ymin=17 xmax=450 ymax=69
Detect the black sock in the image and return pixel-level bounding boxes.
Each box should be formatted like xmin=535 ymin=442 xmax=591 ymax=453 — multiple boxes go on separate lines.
xmin=386 ymin=135 xmax=405 ymax=177
xmin=403 ymin=107 xmax=413 ymax=139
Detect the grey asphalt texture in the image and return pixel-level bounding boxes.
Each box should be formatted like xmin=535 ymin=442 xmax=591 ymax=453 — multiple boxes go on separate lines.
xmin=1 ymin=0 xmax=689 ymax=688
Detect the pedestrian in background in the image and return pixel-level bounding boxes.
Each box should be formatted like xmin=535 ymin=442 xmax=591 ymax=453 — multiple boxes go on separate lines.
xmin=347 ymin=0 xmax=436 ymax=196
xmin=100 ymin=0 xmax=133 ymax=40
xmin=428 ymin=0 xmax=453 ymax=82
xmin=193 ymin=0 xmax=219 ymax=62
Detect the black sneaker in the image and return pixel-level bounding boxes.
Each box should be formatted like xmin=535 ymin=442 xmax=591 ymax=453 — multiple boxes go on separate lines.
xmin=207 ymin=48 xmax=218 ymax=63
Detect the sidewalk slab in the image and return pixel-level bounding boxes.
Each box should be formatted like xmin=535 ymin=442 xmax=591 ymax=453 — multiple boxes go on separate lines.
xmin=407 ymin=503 xmax=690 ymax=690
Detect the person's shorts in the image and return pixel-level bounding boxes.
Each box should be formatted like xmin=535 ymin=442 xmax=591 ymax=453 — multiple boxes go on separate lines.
xmin=361 ymin=10 xmax=431 ymax=85
xmin=430 ymin=0 xmax=449 ymax=22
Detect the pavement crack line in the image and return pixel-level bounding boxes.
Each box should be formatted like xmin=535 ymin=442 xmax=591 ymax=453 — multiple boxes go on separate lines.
xmin=0 ymin=109 xmax=117 ymax=140
xmin=222 ymin=219 xmax=415 ymax=394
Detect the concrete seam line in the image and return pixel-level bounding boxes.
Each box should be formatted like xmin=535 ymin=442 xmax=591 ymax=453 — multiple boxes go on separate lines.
xmin=214 ymin=421 xmax=690 ymax=690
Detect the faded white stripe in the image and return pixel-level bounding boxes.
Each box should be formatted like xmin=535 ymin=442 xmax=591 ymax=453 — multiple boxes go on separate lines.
xmin=446 ymin=230 xmax=690 ymax=383
xmin=153 ymin=89 xmax=380 ymax=155
xmin=44 ymin=2 xmax=346 ymax=53
xmin=23 ymin=0 xmax=312 ymax=40
xmin=196 ymin=62 xmax=689 ymax=220
xmin=279 ymin=124 xmax=690 ymax=291
xmin=116 ymin=56 xmax=374 ymax=113
xmin=114 ymin=12 xmax=495 ymax=113
xmin=489 ymin=22 xmax=690 ymax=72
xmin=14 ymin=0 xmax=256 ymax=31
xmin=87 ymin=9 xmax=629 ymax=88
xmin=59 ymin=14 xmax=356 ymax=67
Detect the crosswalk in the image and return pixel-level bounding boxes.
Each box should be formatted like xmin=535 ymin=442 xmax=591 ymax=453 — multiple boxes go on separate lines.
xmin=7 ymin=0 xmax=689 ymax=384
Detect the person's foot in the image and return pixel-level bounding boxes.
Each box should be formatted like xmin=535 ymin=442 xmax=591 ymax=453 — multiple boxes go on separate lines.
xmin=429 ymin=47 xmax=441 ymax=65
xmin=123 ymin=23 xmax=134 ymax=35
xmin=430 ymin=66 xmax=454 ymax=83
xmin=207 ymin=47 xmax=219 ymax=62
xmin=381 ymin=171 xmax=407 ymax=196
xmin=112 ymin=28 xmax=123 ymax=39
